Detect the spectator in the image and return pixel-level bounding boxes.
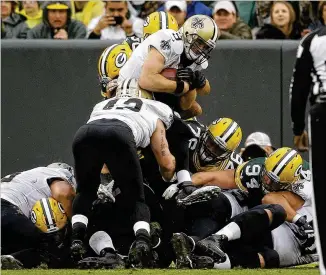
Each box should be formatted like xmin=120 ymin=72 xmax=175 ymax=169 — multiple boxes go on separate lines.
xmin=1 ymin=0 xmax=29 ymax=39
xmin=87 ymin=1 xmax=143 ymax=40
xmin=71 ymin=0 xmax=104 ymax=27
xmin=240 ymin=132 xmax=275 ymax=161
xmin=212 ymin=1 xmax=252 ymax=39
xmin=186 ymin=1 xmax=212 ymax=18
xmin=255 ymin=1 xmax=272 ymax=27
xmin=27 ymin=1 xmax=86 ymax=39
xmin=256 ymin=1 xmax=302 ymax=39
xmin=309 ymin=1 xmax=326 ymax=31
xmin=130 ymin=1 xmax=163 ymax=19
xmin=165 ymin=1 xmax=187 ymax=27
xmin=19 ymin=1 xmax=42 ymax=29
xmin=158 ymin=0 xmax=211 ymax=19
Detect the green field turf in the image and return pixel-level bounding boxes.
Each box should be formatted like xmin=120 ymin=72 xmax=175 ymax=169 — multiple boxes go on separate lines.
xmin=1 ymin=267 xmax=320 ymax=275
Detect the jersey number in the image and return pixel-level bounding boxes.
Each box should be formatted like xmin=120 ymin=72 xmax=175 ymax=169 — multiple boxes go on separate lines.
xmin=187 ymin=124 xmax=201 ymax=150
xmin=172 ymin=32 xmax=182 ymax=41
xmin=103 ymin=98 xmax=143 ymax=112
xmin=245 ymin=164 xmax=261 ymax=176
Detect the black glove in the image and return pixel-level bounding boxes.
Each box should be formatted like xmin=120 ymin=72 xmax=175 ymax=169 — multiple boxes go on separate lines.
xmin=192 ymin=71 xmax=207 ymax=89
xmin=176 ymin=68 xmax=194 ymax=85
xmin=294 ymin=216 xmax=316 ymax=254
xmin=175 ymin=181 xmax=197 ymax=201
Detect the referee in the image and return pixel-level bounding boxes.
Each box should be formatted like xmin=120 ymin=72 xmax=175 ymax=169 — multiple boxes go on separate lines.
xmin=290 ymin=26 xmax=326 ymax=275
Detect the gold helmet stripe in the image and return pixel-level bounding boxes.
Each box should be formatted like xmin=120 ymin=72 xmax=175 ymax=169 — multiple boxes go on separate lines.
xmin=220 ymin=121 xmax=238 ymax=142
xmin=100 ymin=44 xmax=117 ymax=77
xmin=272 ymin=149 xmax=297 ymax=176
xmin=40 ymin=198 xmax=55 ymax=230
xmin=210 ymin=17 xmax=218 ymax=42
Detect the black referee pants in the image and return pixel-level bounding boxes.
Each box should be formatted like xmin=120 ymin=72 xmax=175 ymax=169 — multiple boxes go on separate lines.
xmin=309 ymin=103 xmax=326 ymax=273
xmin=72 ymin=119 xmax=150 ymax=225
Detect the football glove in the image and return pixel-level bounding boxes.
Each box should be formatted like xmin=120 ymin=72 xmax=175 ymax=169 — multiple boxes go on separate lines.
xmin=177 ymin=186 xmax=222 ymax=206
xmin=192 ymin=71 xmax=206 ymax=89
xmin=176 ymin=68 xmax=194 ymax=84
xmin=162 ymin=183 xmax=179 ymax=200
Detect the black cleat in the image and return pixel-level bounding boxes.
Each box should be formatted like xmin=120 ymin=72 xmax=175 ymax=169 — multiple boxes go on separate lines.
xmin=1 ymin=255 xmax=23 ymax=270
xmin=191 ymin=254 xmax=214 ymax=269
xmin=177 ymin=186 xmax=221 ymax=206
xmin=78 ymin=252 xmax=125 ymax=269
xmin=70 ymin=240 xmax=86 ymax=262
xmin=171 ymin=232 xmax=195 ymax=269
xmin=128 ymin=229 xmax=153 ymax=268
xmin=150 ymin=222 xmax=162 ymax=249
xmin=196 ymin=234 xmax=227 ymax=263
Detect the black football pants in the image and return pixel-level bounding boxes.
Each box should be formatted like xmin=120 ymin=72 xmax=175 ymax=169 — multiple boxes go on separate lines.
xmin=72 ymin=119 xmax=150 ymax=225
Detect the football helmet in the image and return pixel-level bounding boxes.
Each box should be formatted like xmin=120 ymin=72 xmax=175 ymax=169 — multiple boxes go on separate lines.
xmin=179 ymin=15 xmax=219 ymax=65
xmin=47 ymin=162 xmax=74 ymax=176
xmin=116 ymin=78 xmax=154 ymax=99
xmin=31 ymin=197 xmax=68 ymax=240
xmin=262 ymin=147 xmax=303 ymax=192
xmin=98 ymin=44 xmax=132 ymax=98
xmin=143 ymin=11 xmax=179 ymax=39
xmin=196 ymin=118 xmax=242 ymax=166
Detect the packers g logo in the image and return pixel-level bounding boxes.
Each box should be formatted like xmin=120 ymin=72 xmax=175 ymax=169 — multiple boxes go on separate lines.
xmin=115 ymin=53 xmax=127 ymax=68
xmin=144 ymin=16 xmax=150 ymax=27
xmin=31 ymin=210 xmax=37 ymax=224
xmin=294 ymin=165 xmax=303 ymax=177
xmin=58 ymin=202 xmax=66 ymax=214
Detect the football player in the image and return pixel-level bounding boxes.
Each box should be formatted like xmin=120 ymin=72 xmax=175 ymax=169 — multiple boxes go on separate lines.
xmin=195 ymin=201 xmax=317 ymax=269
xmin=171 ymin=147 xmax=314 ymax=268
xmin=1 ymin=163 xmax=76 ymax=269
xmin=70 ymin=79 xmax=176 ymax=268
xmin=98 ymin=11 xmax=179 ymax=100
xmin=118 ymin=14 xmax=219 ymax=117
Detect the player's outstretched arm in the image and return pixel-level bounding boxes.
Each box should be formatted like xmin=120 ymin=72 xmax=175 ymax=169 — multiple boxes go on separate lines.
xmin=50 ymin=180 xmax=76 ymax=219
xmin=192 ymin=169 xmax=237 ymax=189
xmin=262 ymin=191 xmax=304 ymax=222
xmin=150 ymin=119 xmax=176 ymax=182
xmin=139 ymin=47 xmax=189 ymax=94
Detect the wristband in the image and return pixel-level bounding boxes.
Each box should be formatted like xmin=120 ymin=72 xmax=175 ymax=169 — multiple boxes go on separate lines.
xmin=174 ymin=80 xmax=185 ymax=96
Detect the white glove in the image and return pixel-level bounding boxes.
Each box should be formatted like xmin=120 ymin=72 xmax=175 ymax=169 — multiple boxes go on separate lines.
xmin=162 ymin=183 xmax=179 ymax=200
xmin=97 ymin=180 xmax=115 ymax=203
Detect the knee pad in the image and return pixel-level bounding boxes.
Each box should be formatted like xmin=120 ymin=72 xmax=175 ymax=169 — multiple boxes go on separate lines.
xmin=260 ymin=248 xmax=280 ymax=268
xmin=264 ymin=204 xmax=286 ymax=230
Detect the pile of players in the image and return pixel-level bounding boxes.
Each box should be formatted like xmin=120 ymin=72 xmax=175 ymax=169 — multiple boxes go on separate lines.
xmin=0 ymin=11 xmax=318 ymax=270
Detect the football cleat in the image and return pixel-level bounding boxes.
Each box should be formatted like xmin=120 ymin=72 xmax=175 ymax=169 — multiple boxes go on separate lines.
xmin=177 ymin=186 xmax=221 ymax=206
xmin=1 ymin=255 xmax=23 ymax=270
xmin=70 ymin=240 xmax=87 ymax=262
xmin=171 ymin=232 xmax=195 ymax=269
xmin=191 ymin=254 xmax=215 ymax=269
xmin=150 ymin=222 xmax=162 ymax=249
xmin=78 ymin=251 xmax=125 ymax=269
xmin=128 ymin=229 xmax=153 ymax=268
xmin=196 ymin=234 xmax=227 ymax=263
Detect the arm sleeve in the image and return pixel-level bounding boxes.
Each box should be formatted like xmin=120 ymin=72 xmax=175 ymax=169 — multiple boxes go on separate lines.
xmin=290 ymin=32 xmax=314 ymax=136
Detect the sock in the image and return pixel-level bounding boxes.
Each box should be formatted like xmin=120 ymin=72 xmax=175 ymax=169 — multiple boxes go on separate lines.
xmin=177 ymin=170 xmax=191 ymax=184
xmin=71 ymin=214 xmax=88 ymax=240
xmin=213 ymin=254 xmax=231 ymax=269
xmin=215 ymin=222 xmax=241 ymax=241
xmin=89 ymin=231 xmax=115 ymax=256
xmin=133 ymin=221 xmax=150 ymax=236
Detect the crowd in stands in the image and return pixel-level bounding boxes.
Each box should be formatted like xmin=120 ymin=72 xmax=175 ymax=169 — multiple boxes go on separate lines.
xmin=1 ymin=1 xmax=326 ymax=40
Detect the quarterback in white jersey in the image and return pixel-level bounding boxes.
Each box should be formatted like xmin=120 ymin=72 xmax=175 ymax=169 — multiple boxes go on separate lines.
xmin=70 ymin=79 xmax=176 ymax=267
xmin=1 ymin=163 xmax=76 ymax=257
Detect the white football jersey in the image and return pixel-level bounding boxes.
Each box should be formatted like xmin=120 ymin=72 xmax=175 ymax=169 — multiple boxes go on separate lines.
xmin=119 ymin=29 xmax=183 ymax=82
xmin=1 ymin=167 xmax=76 ymax=217
xmin=87 ymin=97 xmax=173 ymax=148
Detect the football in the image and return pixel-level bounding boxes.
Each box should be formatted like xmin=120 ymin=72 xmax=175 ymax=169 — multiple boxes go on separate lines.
xmin=161 ymin=68 xmax=177 ymax=81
